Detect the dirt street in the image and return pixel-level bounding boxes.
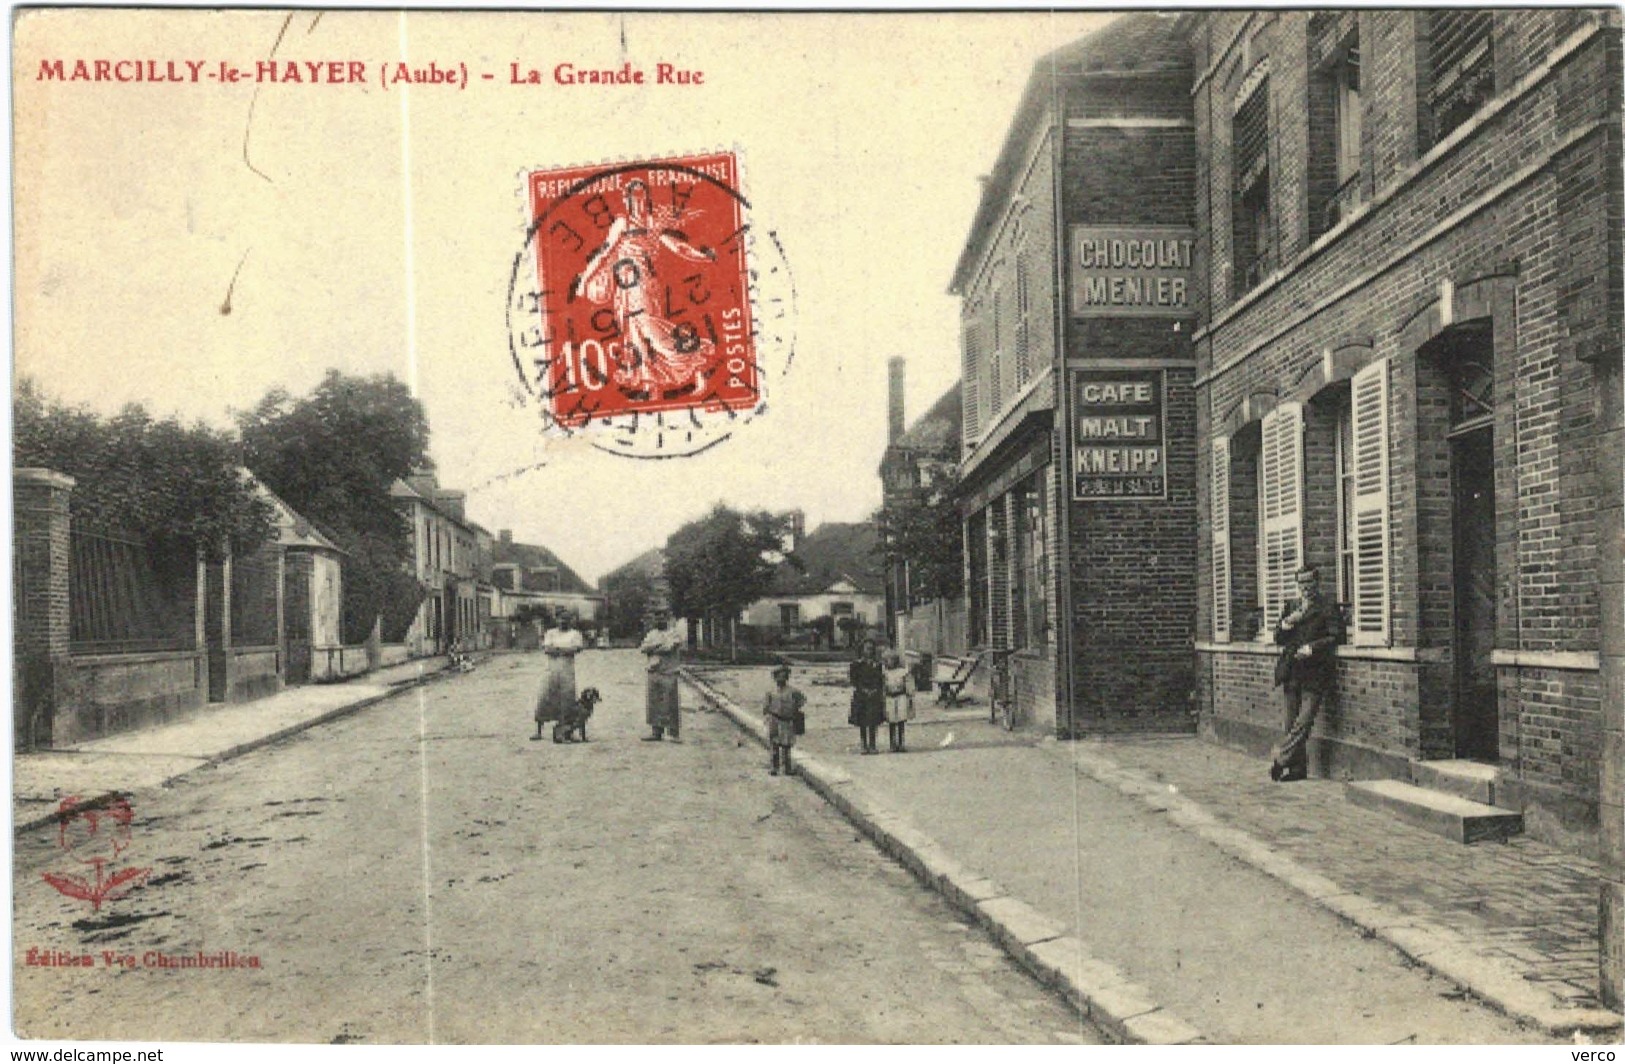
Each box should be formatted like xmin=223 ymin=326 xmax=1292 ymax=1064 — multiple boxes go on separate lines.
xmin=11 ymin=649 xmax=1096 ymax=1044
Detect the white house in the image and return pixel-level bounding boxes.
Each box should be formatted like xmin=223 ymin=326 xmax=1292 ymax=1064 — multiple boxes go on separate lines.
xmin=740 ymin=521 xmax=885 ymax=645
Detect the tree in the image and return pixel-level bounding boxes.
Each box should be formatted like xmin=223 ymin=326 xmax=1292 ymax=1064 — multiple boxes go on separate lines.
xmin=237 ymin=370 xmax=432 ymax=643
xmin=511 ymin=603 xmax=555 ymax=628
xmin=14 ymin=378 xmax=275 ymax=559
xmin=664 ymin=504 xmax=798 ymax=648
xmin=876 ymin=443 xmax=963 ymax=604
xmin=601 ymin=565 xmax=655 ymax=640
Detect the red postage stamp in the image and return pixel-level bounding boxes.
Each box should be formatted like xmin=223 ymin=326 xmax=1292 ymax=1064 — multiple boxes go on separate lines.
xmin=520 ymin=151 xmax=761 ymax=433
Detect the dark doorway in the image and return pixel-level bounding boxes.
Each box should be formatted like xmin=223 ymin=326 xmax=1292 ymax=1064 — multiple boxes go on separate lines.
xmin=1451 ymin=425 xmax=1497 ymax=760
xmin=443 ymin=585 xmax=458 ymax=652
xmin=284 ymin=564 xmax=311 ymax=685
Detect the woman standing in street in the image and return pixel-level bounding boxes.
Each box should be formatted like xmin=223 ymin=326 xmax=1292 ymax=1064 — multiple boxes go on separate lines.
xmin=532 ymin=613 xmax=586 ymax=741
xmin=848 ymin=638 xmax=886 ymax=755
xmin=641 ymin=615 xmax=684 ymax=742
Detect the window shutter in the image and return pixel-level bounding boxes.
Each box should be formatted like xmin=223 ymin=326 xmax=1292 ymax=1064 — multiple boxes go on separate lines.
xmin=1260 ymin=402 xmax=1305 ymax=633
xmin=988 ymin=286 xmax=1005 ymax=416
xmin=1015 ymin=255 xmax=1032 ymax=387
xmin=1351 ymin=358 xmax=1391 ymax=644
xmin=962 ymin=315 xmax=982 ymax=444
xmin=983 ymin=342 xmax=1001 ymax=427
xmin=1211 ymin=435 xmax=1232 ymax=643
xmin=1234 ymin=78 xmax=1271 ymax=191
xmin=999 ymin=280 xmax=1018 ymax=403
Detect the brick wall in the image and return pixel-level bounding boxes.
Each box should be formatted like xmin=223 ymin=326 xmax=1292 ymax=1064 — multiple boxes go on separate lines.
xmin=1066 ymin=365 xmax=1199 ymax=732
xmin=1057 ymin=66 xmax=1199 ymax=735
xmin=1201 ymin=648 xmax=1425 ymax=771
xmin=1193 ymin=10 xmax=1622 ymax=846
xmin=1503 ymin=666 xmax=1605 ymax=792
xmin=1063 ymin=126 xmax=1196 ymax=227
xmin=14 ymin=469 xmax=74 ymax=749
xmin=1014 ymin=652 xmax=1057 ymax=734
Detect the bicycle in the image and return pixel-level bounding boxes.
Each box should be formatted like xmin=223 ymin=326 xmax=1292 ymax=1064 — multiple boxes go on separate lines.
xmin=988 ymin=648 xmax=1018 ymax=731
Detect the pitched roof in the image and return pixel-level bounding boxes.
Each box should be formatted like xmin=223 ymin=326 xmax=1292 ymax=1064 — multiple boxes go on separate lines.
xmin=1045 ymin=11 xmax=1192 ymax=76
xmin=769 ymin=521 xmax=882 ymax=597
xmin=601 ymin=546 xmax=664 ymax=587
xmin=388 ymin=477 xmax=478 ymax=532
xmin=491 ymin=536 xmax=595 ymax=595
xmin=895 ymin=382 xmax=963 ymax=453
xmin=244 ymin=472 xmax=343 ymax=554
xmin=950 ymin=12 xmax=1193 ymax=293
xmin=388 ymin=478 xmax=427 ymax=502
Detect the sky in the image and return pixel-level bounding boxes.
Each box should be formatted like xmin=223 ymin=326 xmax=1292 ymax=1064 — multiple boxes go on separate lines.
xmin=13 ymin=9 xmax=1120 ymax=583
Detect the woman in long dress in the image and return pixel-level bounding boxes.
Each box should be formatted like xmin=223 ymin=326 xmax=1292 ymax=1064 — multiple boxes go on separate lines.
xmin=640 ymin=617 xmax=684 ymax=742
xmin=532 ymin=615 xmax=586 ymax=740
xmin=848 ymin=638 xmax=886 ymax=755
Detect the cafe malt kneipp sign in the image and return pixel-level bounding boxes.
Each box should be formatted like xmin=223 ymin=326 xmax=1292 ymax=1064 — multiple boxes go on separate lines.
xmin=1072 ymin=371 xmax=1166 ymax=501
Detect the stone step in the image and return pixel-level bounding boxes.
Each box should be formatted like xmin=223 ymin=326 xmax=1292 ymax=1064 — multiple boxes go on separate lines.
xmin=1345 ymin=779 xmax=1524 ymax=844
xmin=1409 ymin=758 xmax=1500 ymax=806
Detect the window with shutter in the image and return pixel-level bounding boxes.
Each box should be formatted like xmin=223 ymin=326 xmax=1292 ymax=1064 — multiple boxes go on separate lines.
xmin=1259 ymin=403 xmax=1305 ymax=633
xmin=1234 ymin=79 xmax=1269 ymax=189
xmin=998 ymin=280 xmax=1018 ymax=405
xmin=1425 ymin=10 xmax=1494 ymax=145
xmin=961 ymin=317 xmax=982 ymax=444
xmin=1232 ymin=75 xmax=1273 ymax=295
xmin=987 ymin=286 xmax=1004 ymax=418
xmin=1309 ymin=18 xmax=1363 ymax=236
xmin=1212 ymin=435 xmax=1232 ymax=643
xmin=1350 ymin=359 xmax=1391 ymax=644
xmin=1015 ymin=254 xmax=1032 ymax=387
xmin=967 ymin=508 xmax=988 ymax=648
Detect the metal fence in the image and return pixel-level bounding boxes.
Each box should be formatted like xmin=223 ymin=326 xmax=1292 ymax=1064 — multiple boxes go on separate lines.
xmin=69 ymin=528 xmax=197 ymax=654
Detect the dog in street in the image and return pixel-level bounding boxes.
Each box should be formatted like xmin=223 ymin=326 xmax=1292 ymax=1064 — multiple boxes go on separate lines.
xmin=553 ymin=687 xmax=601 ymax=743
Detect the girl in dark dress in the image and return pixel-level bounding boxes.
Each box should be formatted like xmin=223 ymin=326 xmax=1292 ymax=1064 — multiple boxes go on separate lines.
xmin=847 ymin=638 xmax=887 ymax=754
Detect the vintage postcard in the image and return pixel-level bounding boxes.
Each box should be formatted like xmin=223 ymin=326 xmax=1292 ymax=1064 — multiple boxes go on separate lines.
xmin=9 ymin=6 xmax=1624 ymax=1051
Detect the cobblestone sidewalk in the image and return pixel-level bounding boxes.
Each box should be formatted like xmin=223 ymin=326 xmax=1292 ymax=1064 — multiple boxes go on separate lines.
xmin=693 ymin=664 xmax=1583 ymax=1041
xmin=1051 ymin=736 xmax=1606 ymax=1012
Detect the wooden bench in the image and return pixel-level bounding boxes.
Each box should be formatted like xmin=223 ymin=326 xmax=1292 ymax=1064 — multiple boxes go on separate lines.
xmin=932 ymin=654 xmax=981 ymax=706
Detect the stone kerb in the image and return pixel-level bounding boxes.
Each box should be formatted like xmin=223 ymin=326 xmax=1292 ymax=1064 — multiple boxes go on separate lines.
xmin=678 ymin=667 xmax=1205 ymax=1044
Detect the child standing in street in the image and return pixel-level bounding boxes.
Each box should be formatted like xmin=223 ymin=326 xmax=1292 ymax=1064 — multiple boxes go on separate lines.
xmin=883 ymin=649 xmax=915 ymax=753
xmin=763 ymin=664 xmax=807 ymax=776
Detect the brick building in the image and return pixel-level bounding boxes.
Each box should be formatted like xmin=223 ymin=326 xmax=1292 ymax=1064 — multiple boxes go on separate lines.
xmin=1191 ymin=8 xmax=1621 ymax=863
xmin=952 ymin=8 xmax=1623 ymax=1003
xmin=952 ymin=13 xmax=1199 ymax=736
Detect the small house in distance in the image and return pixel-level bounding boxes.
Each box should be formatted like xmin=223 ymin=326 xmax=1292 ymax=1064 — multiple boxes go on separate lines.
xmin=741 ymin=518 xmax=884 ymax=649
xmin=489 ymin=529 xmax=604 ymax=644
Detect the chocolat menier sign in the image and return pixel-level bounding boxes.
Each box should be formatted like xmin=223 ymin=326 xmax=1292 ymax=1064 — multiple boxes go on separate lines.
xmin=1070 ymin=226 xmax=1196 ymax=318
